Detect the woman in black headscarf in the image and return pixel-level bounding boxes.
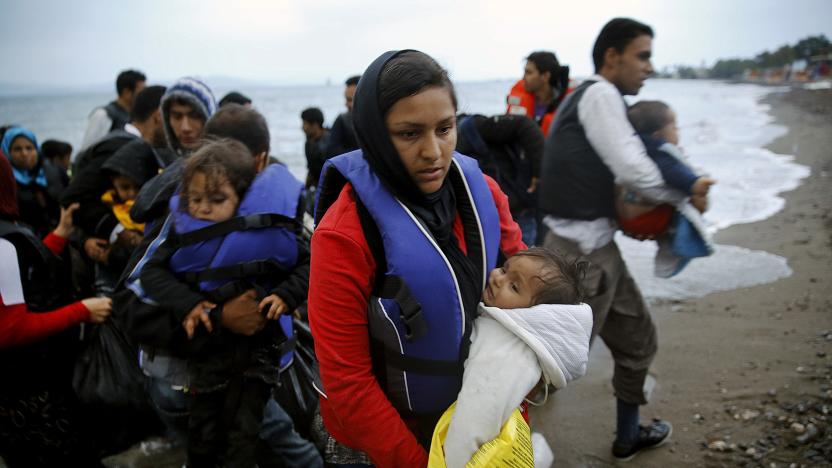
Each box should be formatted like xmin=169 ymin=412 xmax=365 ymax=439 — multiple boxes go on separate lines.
xmin=309 ymin=50 xmax=526 ymax=467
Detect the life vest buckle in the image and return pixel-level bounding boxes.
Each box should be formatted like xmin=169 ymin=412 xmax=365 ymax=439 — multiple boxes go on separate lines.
xmin=241 ymin=213 xmax=274 ymax=229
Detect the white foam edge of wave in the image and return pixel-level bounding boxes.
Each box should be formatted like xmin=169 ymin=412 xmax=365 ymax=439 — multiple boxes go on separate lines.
xmin=619 ymin=238 xmax=793 ymax=300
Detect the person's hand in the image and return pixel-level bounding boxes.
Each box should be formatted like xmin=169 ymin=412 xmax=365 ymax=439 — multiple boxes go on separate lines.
xmin=81 ymin=297 xmax=112 ymax=323
xmin=691 ymin=194 xmax=709 ymax=213
xmin=259 ymin=294 xmax=289 ymax=320
xmin=526 ymin=177 xmax=539 ymax=194
xmin=221 ymin=289 xmax=266 ymax=336
xmin=691 ymin=177 xmax=715 ymax=196
xmin=84 ymin=238 xmax=110 ymax=264
xmin=116 ymin=229 xmax=144 ymax=248
xmin=182 ymin=300 xmax=216 ymax=339
xmin=54 ymin=203 xmax=79 ymax=238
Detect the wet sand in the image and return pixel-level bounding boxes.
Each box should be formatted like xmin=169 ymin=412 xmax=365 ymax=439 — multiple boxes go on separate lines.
xmin=533 ymin=87 xmax=832 ymax=466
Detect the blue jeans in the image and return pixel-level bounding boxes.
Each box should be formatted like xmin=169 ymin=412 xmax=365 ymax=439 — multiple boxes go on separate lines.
xmin=515 ymin=211 xmax=538 ymax=246
xmin=260 ymin=398 xmax=322 ymax=468
xmin=148 ymin=377 xmax=189 ymax=442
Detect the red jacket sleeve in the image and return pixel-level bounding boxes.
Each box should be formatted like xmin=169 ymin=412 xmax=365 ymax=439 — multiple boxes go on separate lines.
xmin=42 ymin=231 xmax=69 ymax=256
xmin=485 ymin=174 xmax=527 ymax=256
xmin=0 ymin=296 xmax=89 ymax=349
xmin=0 ymin=236 xmax=90 ymax=349
xmin=309 ymin=185 xmax=429 ymax=468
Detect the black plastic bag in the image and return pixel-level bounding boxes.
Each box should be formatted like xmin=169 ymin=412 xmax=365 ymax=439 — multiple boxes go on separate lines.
xmin=274 ymin=317 xmax=321 ymax=439
xmin=72 ymin=318 xmax=150 ymax=410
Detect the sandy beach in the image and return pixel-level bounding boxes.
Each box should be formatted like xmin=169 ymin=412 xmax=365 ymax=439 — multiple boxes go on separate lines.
xmin=534 ymin=86 xmax=832 ymax=467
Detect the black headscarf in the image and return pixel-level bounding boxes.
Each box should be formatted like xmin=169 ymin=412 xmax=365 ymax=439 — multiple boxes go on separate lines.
xmin=352 ymin=50 xmax=456 ymax=242
xmin=352 ymin=50 xmax=482 ymax=323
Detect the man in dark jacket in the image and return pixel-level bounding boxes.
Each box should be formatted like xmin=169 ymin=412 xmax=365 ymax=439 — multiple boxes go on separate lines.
xmin=301 ymin=107 xmax=329 ymax=189
xmin=456 ymin=113 xmax=543 ymax=245
xmin=324 ymin=75 xmax=360 ymax=158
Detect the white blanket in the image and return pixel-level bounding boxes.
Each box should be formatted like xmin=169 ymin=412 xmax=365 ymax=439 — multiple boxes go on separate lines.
xmin=443 ymin=303 xmax=593 ymax=468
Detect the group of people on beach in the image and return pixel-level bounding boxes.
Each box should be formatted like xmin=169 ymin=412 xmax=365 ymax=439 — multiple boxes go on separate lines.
xmin=0 ymin=16 xmax=715 ymax=467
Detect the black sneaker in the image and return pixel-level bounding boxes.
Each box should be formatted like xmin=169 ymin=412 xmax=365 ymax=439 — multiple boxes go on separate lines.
xmin=612 ymin=418 xmax=673 ymax=462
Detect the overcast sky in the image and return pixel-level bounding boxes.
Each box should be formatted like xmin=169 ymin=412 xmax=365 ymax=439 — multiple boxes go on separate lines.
xmin=1 ymin=0 xmax=830 ymax=91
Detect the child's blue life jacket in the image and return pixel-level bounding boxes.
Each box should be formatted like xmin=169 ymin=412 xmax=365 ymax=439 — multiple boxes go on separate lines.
xmin=169 ymin=163 xmax=304 ymax=370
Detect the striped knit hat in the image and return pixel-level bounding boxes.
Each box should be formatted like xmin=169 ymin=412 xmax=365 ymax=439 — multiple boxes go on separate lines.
xmin=160 ymin=77 xmax=216 ymax=154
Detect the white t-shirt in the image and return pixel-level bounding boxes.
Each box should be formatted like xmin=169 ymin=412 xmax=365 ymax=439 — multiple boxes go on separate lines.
xmin=0 ymin=238 xmax=25 ymax=306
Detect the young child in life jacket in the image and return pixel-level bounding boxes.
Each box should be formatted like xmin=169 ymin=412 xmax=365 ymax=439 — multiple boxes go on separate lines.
xmin=440 ymin=247 xmax=593 ymax=468
xmin=616 ymin=100 xmax=715 ymax=238
xmin=140 ymin=138 xmax=308 ymax=467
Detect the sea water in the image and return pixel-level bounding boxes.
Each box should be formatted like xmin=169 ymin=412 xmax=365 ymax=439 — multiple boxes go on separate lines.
xmin=0 ymin=79 xmax=808 ymax=300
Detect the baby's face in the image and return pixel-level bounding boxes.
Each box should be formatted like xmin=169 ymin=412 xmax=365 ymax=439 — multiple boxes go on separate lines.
xmin=655 ymin=109 xmax=680 ymax=146
xmin=186 ymin=172 xmax=239 ymax=222
xmin=482 ymin=255 xmax=543 ymax=309
xmin=112 ymin=175 xmax=139 ymax=202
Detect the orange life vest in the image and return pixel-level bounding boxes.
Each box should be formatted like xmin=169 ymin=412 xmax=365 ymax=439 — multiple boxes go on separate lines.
xmin=505 ymin=79 xmax=577 ymax=137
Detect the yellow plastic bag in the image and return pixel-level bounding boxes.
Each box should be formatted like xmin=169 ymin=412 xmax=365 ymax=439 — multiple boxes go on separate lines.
xmin=427 ymin=402 xmax=534 ymax=467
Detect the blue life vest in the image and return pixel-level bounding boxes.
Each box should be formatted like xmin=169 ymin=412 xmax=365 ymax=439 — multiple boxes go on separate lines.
xmin=316 ymin=150 xmax=501 ymax=414
xmin=169 ymin=163 xmax=304 ymax=370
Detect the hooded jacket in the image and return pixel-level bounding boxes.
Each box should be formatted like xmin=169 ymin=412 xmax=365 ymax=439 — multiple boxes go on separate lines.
xmin=160 ymin=77 xmax=216 ymax=156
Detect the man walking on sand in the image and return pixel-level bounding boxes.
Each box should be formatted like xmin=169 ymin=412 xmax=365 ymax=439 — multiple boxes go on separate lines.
xmin=538 ymin=17 xmax=685 ymax=462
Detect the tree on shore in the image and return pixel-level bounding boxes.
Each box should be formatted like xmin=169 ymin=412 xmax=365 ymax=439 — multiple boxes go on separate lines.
xmin=708 ymin=35 xmax=830 ymax=79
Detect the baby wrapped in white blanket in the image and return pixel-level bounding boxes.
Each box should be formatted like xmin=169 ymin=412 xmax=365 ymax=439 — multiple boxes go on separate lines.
xmin=443 ymin=249 xmax=593 ymax=468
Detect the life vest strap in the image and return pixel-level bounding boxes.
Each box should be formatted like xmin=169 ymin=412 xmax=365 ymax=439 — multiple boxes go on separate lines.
xmin=183 ymin=260 xmax=287 ymax=284
xmin=179 ymin=213 xmax=299 ymax=246
xmin=377 ymin=275 xmax=427 ymax=342
xmin=271 ymin=333 xmax=298 ymax=356
xmin=204 ymin=279 xmax=258 ymax=303
xmin=380 ymin=343 xmax=463 ymax=376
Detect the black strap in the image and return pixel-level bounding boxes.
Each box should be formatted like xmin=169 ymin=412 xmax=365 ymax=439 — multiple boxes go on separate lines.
xmin=382 ymin=345 xmax=462 ymax=376
xmin=356 ymin=194 xmax=429 ymax=342
xmin=271 ymin=334 xmax=298 ymax=356
xmin=179 ymin=213 xmax=299 ymax=246
xmin=356 ymin=197 xmax=430 ymax=342
xmin=204 ymin=280 xmax=251 ymax=303
xmin=183 ymin=260 xmax=287 ymax=284
xmin=377 ymin=276 xmax=427 ymax=342
xmin=0 ymin=221 xmax=53 ymax=265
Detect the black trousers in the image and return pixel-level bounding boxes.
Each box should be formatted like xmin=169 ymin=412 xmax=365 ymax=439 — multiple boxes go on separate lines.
xmin=187 ymin=378 xmax=271 ymax=468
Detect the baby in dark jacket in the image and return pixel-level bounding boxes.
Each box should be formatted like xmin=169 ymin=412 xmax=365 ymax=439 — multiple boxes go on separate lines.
xmin=616 ymin=100 xmax=715 ymax=238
